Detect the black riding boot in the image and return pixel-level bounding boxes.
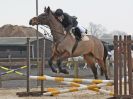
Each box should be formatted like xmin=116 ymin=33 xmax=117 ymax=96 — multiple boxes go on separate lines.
xmin=73 ymin=27 xmax=82 ymax=41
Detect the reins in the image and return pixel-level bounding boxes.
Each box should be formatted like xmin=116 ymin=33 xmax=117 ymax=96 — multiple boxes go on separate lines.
xmin=46 ymin=13 xmax=68 ymax=43
xmin=42 ymin=10 xmax=78 ymax=55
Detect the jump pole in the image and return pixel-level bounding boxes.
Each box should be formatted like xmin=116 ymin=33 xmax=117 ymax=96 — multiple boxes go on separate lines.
xmin=27 ymin=38 xmax=30 ymax=93
xmin=0 ymin=76 xmax=1 ymax=87
xmin=30 ymin=75 xmax=114 ymax=84
xmin=26 ymin=37 xmax=45 ymax=94
xmin=30 ymin=75 xmax=113 ymax=96
xmin=16 ymin=37 xmax=46 ymax=97
xmin=40 ymin=37 xmax=45 ymax=94
xmin=35 ymin=0 xmax=41 ymax=87
xmin=0 ymin=65 xmax=27 ymax=76
xmin=43 ymin=83 xmax=114 ymax=96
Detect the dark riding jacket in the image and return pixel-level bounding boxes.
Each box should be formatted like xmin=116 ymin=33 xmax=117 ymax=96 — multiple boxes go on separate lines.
xmin=61 ymin=13 xmax=78 ymax=32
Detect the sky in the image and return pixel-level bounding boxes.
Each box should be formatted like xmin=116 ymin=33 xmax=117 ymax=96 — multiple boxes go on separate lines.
xmin=0 ymin=0 xmax=133 ymax=34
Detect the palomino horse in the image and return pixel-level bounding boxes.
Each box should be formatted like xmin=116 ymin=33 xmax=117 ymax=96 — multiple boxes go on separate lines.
xmin=29 ymin=7 xmax=109 ymax=79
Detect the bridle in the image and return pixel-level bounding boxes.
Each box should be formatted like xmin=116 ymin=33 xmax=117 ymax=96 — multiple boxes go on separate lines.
xmin=45 ymin=12 xmax=68 ymax=43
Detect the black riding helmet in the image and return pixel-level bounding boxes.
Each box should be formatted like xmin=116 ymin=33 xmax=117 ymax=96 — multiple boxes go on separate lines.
xmin=55 ymin=9 xmax=63 ymax=16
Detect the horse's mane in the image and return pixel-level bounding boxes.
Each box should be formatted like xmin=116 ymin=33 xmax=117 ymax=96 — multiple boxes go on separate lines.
xmin=50 ymin=11 xmax=62 ymax=25
xmin=50 ymin=10 xmax=71 ymax=36
xmin=49 ymin=11 xmax=62 ymax=28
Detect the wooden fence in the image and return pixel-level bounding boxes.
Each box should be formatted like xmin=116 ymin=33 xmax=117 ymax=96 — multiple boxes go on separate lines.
xmin=112 ymin=35 xmax=133 ymax=99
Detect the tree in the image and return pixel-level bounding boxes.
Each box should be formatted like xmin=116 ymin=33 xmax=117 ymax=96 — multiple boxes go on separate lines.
xmin=109 ymin=30 xmax=127 ymax=36
xmin=88 ymin=22 xmax=107 ymax=38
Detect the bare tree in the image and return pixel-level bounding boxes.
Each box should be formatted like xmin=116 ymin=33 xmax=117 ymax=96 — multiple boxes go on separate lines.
xmin=88 ymin=22 xmax=107 ymax=38
xmin=109 ymin=30 xmax=127 ymax=36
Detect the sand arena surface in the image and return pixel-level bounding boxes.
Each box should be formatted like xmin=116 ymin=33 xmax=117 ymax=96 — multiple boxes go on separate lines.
xmin=0 ymin=65 xmax=114 ymax=99
xmin=0 ymin=87 xmax=112 ymax=99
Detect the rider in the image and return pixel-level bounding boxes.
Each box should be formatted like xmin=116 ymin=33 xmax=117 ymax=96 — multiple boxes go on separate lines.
xmin=54 ymin=8 xmax=87 ymax=41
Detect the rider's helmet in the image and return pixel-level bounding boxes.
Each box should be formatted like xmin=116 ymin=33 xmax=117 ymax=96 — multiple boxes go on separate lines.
xmin=55 ymin=9 xmax=63 ymax=17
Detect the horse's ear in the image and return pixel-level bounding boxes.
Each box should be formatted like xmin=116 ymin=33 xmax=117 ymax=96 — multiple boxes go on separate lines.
xmin=44 ymin=6 xmax=47 ymax=12
xmin=47 ymin=6 xmax=51 ymax=13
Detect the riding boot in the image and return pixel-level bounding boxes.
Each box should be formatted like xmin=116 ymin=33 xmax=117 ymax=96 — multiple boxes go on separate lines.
xmin=75 ymin=36 xmax=81 ymax=41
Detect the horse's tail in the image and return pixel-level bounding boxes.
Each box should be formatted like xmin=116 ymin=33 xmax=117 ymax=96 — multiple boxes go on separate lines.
xmin=102 ymin=42 xmax=108 ymax=63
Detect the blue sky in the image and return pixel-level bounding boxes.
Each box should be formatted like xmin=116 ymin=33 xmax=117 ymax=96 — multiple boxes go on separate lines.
xmin=0 ymin=0 xmax=133 ymax=34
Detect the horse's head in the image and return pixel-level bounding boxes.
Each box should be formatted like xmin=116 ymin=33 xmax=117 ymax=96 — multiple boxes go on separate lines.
xmin=29 ymin=7 xmax=52 ymax=26
xmin=29 ymin=7 xmax=67 ymax=42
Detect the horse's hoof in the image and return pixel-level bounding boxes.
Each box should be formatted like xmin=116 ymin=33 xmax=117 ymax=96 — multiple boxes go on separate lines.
xmin=50 ymin=66 xmax=58 ymax=73
xmin=100 ymin=73 xmax=104 ymax=76
xmin=51 ymin=69 xmax=57 ymax=73
xmin=106 ymin=76 xmax=110 ymax=80
xmin=106 ymin=78 xmax=110 ymax=80
xmin=59 ymin=69 xmax=69 ymax=74
xmin=94 ymin=76 xmax=98 ymax=79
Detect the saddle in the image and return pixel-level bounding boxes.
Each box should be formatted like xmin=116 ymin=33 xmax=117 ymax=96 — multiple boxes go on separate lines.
xmin=70 ymin=27 xmax=90 ymax=54
xmin=70 ymin=27 xmax=89 ymax=41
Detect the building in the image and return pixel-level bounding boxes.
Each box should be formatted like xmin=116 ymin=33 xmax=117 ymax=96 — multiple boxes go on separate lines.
xmin=0 ymin=24 xmax=53 ymax=61
xmin=0 ymin=37 xmax=52 ymax=60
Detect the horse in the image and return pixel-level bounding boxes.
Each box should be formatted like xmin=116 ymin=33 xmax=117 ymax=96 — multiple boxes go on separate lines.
xmin=29 ymin=7 xmax=109 ymax=79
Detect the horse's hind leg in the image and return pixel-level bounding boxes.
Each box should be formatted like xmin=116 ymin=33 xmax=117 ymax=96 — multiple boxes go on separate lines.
xmin=84 ymin=54 xmax=98 ymax=79
xmin=90 ymin=64 xmax=98 ymax=79
xmin=100 ymin=67 xmax=104 ymax=76
xmin=98 ymin=60 xmax=110 ymax=80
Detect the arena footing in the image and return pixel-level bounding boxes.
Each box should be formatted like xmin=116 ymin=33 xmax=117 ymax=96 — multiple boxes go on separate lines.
xmin=16 ymin=91 xmax=47 ymax=97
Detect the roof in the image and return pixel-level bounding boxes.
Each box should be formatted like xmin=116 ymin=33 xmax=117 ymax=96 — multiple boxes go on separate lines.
xmin=101 ymin=36 xmax=133 ymax=45
xmin=0 ymin=37 xmax=114 ymax=45
xmin=0 ymin=24 xmax=44 ymax=37
xmin=0 ymin=37 xmax=44 ymax=45
xmin=100 ymin=38 xmax=113 ymax=45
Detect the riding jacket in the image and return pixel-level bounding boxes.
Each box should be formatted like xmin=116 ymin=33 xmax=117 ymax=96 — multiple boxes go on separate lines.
xmin=61 ymin=13 xmax=78 ymax=32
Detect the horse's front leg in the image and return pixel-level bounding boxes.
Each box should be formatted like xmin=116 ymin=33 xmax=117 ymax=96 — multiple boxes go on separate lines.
xmin=57 ymin=59 xmax=69 ymax=74
xmin=48 ymin=56 xmax=57 ymax=73
xmin=57 ymin=52 xmax=70 ymax=74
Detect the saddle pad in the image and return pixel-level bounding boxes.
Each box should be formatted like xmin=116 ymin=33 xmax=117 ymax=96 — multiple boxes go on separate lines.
xmin=70 ymin=30 xmax=89 ymax=41
xmin=81 ymin=35 xmax=90 ymax=41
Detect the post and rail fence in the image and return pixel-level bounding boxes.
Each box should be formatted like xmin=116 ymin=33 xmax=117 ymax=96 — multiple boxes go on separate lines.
xmin=110 ymin=35 xmax=133 ymax=99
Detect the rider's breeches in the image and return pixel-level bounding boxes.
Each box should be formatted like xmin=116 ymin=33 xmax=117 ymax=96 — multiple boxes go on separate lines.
xmin=77 ymin=24 xmax=86 ymax=33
